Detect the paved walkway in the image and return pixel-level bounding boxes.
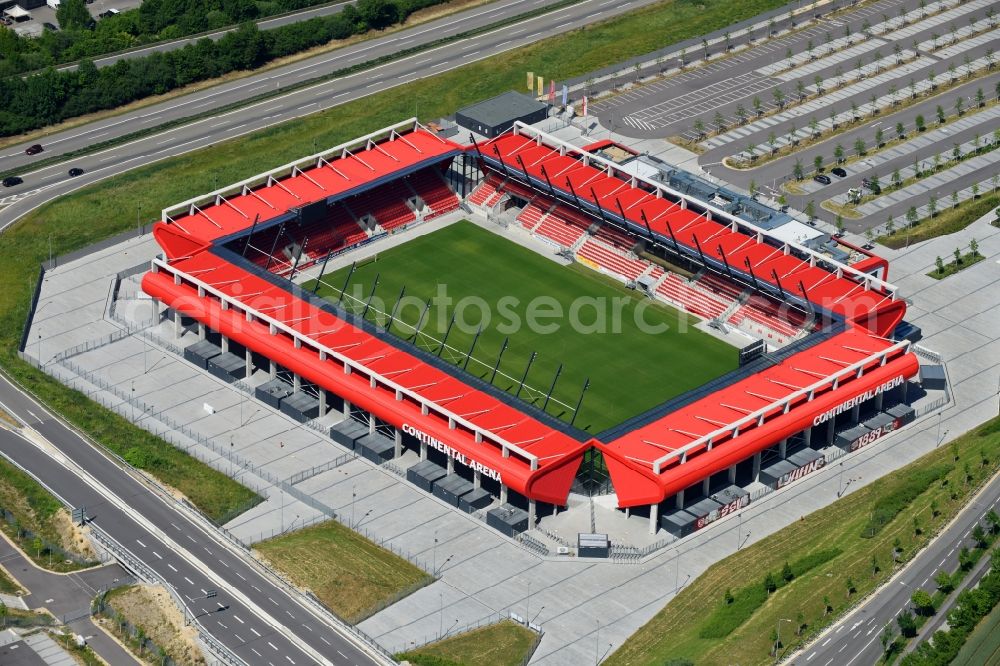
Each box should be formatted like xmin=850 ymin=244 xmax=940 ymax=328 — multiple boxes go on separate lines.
xmin=24 ymin=202 xmax=1000 ymax=662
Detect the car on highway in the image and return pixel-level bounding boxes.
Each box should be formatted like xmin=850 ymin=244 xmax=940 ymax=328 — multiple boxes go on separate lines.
xmin=25 ymin=144 xmax=43 ymax=155
xmin=68 ymin=167 xmax=85 ymax=177
xmin=2 ymin=176 xmax=23 ymax=187
xmin=813 ymin=174 xmax=831 ymax=185
xmin=831 ymin=167 xmax=847 ymax=178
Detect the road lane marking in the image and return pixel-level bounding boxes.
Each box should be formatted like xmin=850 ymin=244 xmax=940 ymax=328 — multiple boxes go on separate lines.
xmin=152 ymin=551 xmax=162 ymax=559
xmin=251 ymin=628 xmax=262 ymax=638
xmin=268 ymin=641 xmax=279 ymax=651
xmin=135 ymin=539 xmax=146 ymax=548
xmin=167 ymin=563 xmax=177 ymax=572
xmin=183 ymin=576 xmax=194 ymax=585
xmin=233 ymin=615 xmax=244 ymax=624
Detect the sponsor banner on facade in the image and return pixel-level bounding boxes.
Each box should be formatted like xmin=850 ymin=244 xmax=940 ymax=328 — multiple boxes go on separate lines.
xmin=775 ymin=456 xmax=826 ymax=489
xmin=694 ymin=494 xmax=750 ymax=531
xmin=850 ymin=417 xmax=903 ymax=451
xmin=812 ymin=375 xmax=905 ymax=427
xmin=402 ymin=423 xmax=503 ymax=483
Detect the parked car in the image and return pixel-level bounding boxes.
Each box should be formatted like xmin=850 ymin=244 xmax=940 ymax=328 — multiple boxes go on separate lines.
xmin=42 ymin=22 xmax=57 ymax=31
xmin=813 ymin=174 xmax=831 ymax=185
xmin=2 ymin=176 xmax=23 ymax=187
xmin=25 ymin=144 xmax=43 ymax=155
xmin=831 ymin=167 xmax=847 ymax=178
xmin=68 ymin=167 xmax=85 ymax=177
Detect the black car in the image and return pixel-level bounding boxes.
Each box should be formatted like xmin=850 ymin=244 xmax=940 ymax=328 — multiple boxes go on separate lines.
xmin=813 ymin=174 xmax=831 ymax=185
xmin=25 ymin=143 xmax=43 ymax=155
xmin=831 ymin=167 xmax=847 ymax=178
xmin=68 ymin=167 xmax=85 ymax=177
xmin=2 ymin=176 xmax=23 ymax=187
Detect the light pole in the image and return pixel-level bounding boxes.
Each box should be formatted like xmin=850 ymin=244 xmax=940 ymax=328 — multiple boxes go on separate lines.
xmin=351 ymin=485 xmax=357 ymax=528
xmin=775 ymin=617 xmax=792 ymax=662
xmin=674 ymin=549 xmax=681 ymax=591
xmin=439 ymin=592 xmax=444 ymax=639
xmin=594 ymin=620 xmax=600 ymax=665
xmin=433 ymin=530 xmax=438 ymax=576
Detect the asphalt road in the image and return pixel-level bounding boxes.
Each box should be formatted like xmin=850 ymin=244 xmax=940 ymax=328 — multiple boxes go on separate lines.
xmin=0 ymin=534 xmax=139 ymax=665
xmin=0 ymin=0 xmax=661 ymax=232
xmin=54 ymin=1 xmax=355 ymax=73
xmin=0 ymin=376 xmax=388 ymax=666
xmin=792 ymin=469 xmax=1000 ymax=666
xmin=584 ymin=0 xmax=1000 ymax=228
xmin=703 ymin=72 xmax=1000 ymax=231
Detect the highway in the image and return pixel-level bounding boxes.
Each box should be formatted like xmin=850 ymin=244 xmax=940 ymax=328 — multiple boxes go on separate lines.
xmin=0 ymin=373 xmax=389 ymax=666
xmin=793 ymin=468 xmax=1000 ymax=666
xmin=55 ymin=1 xmax=355 ymax=73
xmin=0 ymin=0 xmax=664 ymax=234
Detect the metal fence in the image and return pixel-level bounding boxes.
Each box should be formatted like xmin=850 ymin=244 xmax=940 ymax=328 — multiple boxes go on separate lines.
xmin=89 ymin=526 xmax=248 ymax=666
xmin=0 ymin=506 xmax=98 ymax=568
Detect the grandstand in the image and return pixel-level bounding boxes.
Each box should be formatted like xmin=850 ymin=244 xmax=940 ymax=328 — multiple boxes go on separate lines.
xmin=143 ymin=118 xmax=922 ymax=538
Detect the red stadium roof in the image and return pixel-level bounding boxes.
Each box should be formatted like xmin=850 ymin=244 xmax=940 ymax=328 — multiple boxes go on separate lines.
xmin=157 ymin=125 xmax=463 ymax=252
xmin=143 ymin=120 xmax=921 ymax=510
xmin=596 ymin=328 xmax=918 ymax=506
xmin=480 ymin=124 xmax=905 ymax=337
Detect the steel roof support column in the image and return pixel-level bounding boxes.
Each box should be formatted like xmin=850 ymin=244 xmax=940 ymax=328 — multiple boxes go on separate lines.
xmin=649 ymin=502 xmax=659 ymax=535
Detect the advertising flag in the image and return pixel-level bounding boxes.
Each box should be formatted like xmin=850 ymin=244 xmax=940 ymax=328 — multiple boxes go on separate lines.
xmin=561 ymin=84 xmax=568 ymax=106
xmin=549 ymin=80 xmax=556 ymax=103
xmin=537 ymin=76 xmax=544 ymax=96
xmin=527 ymin=72 xmax=534 ymax=90
xmin=582 ymin=96 xmax=588 ymax=117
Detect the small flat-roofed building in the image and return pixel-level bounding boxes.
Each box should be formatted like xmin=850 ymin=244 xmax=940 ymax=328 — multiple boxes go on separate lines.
xmin=456 ymin=91 xmax=548 ymax=139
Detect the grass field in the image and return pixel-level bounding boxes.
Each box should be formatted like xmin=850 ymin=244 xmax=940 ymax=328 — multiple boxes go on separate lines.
xmin=877 ymin=194 xmax=1000 ymax=249
xmin=254 ymin=520 xmax=432 ymax=623
xmin=308 ymin=221 xmax=735 ymax=433
xmin=396 ymin=620 xmax=539 ymax=666
xmin=953 ymin=600 xmax=1000 ymax=666
xmin=606 ymin=414 xmax=1000 ymax=666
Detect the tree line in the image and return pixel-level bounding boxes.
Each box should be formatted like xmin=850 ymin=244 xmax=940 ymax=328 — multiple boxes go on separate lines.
xmin=0 ymin=0 xmax=447 ymax=137
xmin=0 ymin=0 xmax=333 ymax=77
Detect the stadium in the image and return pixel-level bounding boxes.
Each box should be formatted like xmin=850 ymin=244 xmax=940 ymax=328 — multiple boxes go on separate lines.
xmin=141 ymin=117 xmax=923 ymax=542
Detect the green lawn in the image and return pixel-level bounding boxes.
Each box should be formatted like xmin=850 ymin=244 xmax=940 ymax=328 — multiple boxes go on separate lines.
xmin=606 ymin=414 xmax=1000 ymax=666
xmin=308 ymin=221 xmax=735 ymax=433
xmin=396 ymin=620 xmax=539 ymax=666
xmin=255 ymin=520 xmax=431 ymax=623
xmin=878 ymin=194 xmax=1000 ymax=249
xmin=953 ymin=601 xmax=1000 ymax=666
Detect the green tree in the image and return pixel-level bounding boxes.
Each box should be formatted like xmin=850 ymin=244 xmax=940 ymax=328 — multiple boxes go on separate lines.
xmin=915 ymin=114 xmax=926 ymax=132
xmin=846 ymin=576 xmax=856 ymax=597
xmin=935 ymin=256 xmax=945 ymax=274
xmin=764 ymin=572 xmax=778 ymax=593
xmin=805 ymin=199 xmax=816 ymax=221
xmin=752 ymin=95 xmax=763 ymax=116
xmin=875 ymin=128 xmax=884 ymax=147
xmin=793 ymin=159 xmax=805 ymax=180
xmin=987 ymin=509 xmax=1000 ymax=533
xmin=781 ymin=562 xmax=794 ymax=582
xmin=931 ymin=499 xmax=940 ymax=517
xmin=56 ymin=0 xmax=92 ymax=30
xmin=935 ymin=570 xmax=953 ymax=593
xmin=813 ymin=154 xmax=823 ymax=174
xmin=693 ymin=119 xmax=706 ymax=138
xmin=928 ymin=195 xmax=937 ymax=218
xmin=881 ymin=622 xmax=895 ymax=655
xmin=906 ymin=206 xmax=919 ymax=226
xmin=911 ymin=589 xmax=934 ymax=616
xmin=897 ymin=610 xmax=917 ymax=637
xmin=773 ymin=87 xmax=786 ymax=108
xmin=936 ymin=104 xmax=946 ymax=124
xmin=834 ymin=143 xmax=845 ymax=163
xmin=823 ymin=595 xmax=832 ymax=615
xmin=972 ymin=524 xmax=988 ymax=548
xmin=0 ymin=600 xmax=5 ymax=628
xmin=955 ymin=96 xmax=965 ymax=116
xmin=724 ymin=588 xmax=734 ymax=604
xmin=895 ymin=122 xmax=905 ymax=140
xmin=713 ymin=111 xmax=726 ymax=133
xmin=854 ymin=137 xmax=866 ymax=156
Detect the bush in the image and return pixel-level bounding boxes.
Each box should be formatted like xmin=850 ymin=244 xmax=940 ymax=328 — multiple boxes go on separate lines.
xmin=698 ymin=549 xmax=841 ymax=638
xmin=861 ymin=464 xmax=952 ymax=538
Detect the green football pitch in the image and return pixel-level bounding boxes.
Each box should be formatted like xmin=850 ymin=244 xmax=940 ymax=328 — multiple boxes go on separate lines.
xmin=306 ymin=221 xmax=737 ymax=433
